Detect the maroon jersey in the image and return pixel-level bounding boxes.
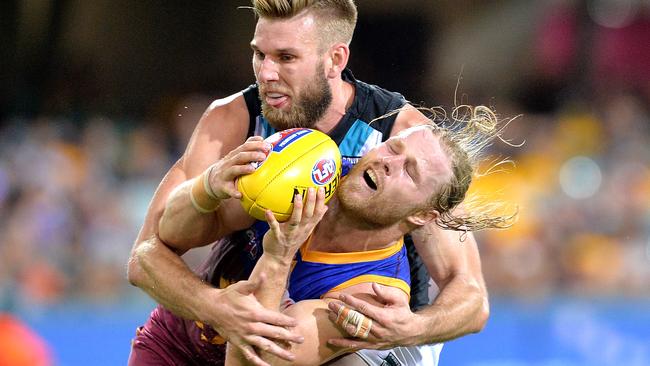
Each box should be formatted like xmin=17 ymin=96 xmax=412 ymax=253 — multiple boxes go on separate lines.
xmin=129 ymin=227 xmax=263 ymax=365
xmin=129 ymin=306 xmax=226 ymax=365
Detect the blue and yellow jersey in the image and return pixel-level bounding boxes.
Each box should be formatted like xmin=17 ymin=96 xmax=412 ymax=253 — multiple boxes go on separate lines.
xmin=288 ymin=237 xmax=411 ymax=302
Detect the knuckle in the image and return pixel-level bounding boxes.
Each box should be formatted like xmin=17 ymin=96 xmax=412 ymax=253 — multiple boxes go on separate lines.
xmin=243 ymin=322 xmax=256 ymax=333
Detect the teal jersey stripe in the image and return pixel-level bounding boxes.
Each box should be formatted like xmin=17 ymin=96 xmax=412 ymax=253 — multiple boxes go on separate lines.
xmin=338 ymin=119 xmax=383 ymax=157
xmin=254 ymin=116 xmax=276 ymax=138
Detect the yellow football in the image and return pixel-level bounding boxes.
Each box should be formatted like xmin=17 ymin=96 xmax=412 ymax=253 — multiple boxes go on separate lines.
xmin=238 ymin=128 xmax=341 ymax=222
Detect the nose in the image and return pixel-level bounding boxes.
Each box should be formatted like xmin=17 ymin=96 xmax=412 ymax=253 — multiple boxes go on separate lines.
xmin=257 ymin=58 xmax=279 ymax=83
xmin=379 ymin=155 xmax=405 ymax=176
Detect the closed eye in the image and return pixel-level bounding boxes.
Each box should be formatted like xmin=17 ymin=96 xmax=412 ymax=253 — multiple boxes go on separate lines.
xmin=387 ymin=139 xmax=400 ymax=154
xmin=387 ymin=140 xmax=416 ymax=181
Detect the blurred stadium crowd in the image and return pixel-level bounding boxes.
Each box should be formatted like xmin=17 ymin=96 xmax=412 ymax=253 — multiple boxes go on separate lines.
xmin=476 ymin=92 xmax=650 ymax=298
xmin=0 ymin=96 xmax=205 ymax=309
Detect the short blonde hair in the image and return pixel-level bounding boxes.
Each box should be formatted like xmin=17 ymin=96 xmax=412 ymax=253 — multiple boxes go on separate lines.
xmin=251 ymin=0 xmax=358 ymax=47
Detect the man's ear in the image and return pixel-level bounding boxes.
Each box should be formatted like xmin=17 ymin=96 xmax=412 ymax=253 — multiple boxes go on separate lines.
xmin=406 ymin=209 xmax=439 ymax=227
xmin=326 ymin=43 xmax=350 ymax=78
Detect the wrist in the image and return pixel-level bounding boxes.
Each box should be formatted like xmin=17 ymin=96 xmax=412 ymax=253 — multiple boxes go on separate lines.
xmin=408 ymin=308 xmax=442 ymax=345
xmin=190 ymin=166 xmax=221 ymax=213
xmin=409 ymin=313 xmax=430 ymax=345
xmin=263 ymin=252 xmax=295 ymax=268
xmin=192 ymin=285 xmax=223 ymax=322
xmin=203 ymin=165 xmax=224 ymax=199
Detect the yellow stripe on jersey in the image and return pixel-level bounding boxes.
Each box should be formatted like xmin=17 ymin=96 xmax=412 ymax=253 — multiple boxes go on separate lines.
xmin=300 ymin=237 xmax=404 ymax=264
xmin=328 ymin=274 xmax=411 ymax=299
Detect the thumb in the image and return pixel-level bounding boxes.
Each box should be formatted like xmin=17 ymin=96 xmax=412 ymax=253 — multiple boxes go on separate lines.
xmin=372 ymin=282 xmax=406 ymax=305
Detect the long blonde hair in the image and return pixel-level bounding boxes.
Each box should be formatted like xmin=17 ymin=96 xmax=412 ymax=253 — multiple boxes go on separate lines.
xmin=378 ymin=105 xmax=520 ymax=232
xmin=430 ymin=105 xmax=519 ymax=231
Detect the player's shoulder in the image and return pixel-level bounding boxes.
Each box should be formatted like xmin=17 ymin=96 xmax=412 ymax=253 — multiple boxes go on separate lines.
xmin=391 ymin=104 xmax=429 ymax=136
xmin=362 ymin=80 xmax=404 ymax=102
xmin=195 ymin=88 xmax=254 ymax=142
xmin=352 ymin=79 xmax=426 ymax=137
xmin=180 ymin=88 xmax=254 ymax=174
xmin=354 ymin=78 xmax=406 ymax=113
xmin=203 ymin=90 xmax=249 ymax=125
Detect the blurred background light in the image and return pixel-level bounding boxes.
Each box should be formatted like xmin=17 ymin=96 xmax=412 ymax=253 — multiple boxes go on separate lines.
xmin=559 ymin=156 xmax=602 ymax=199
xmin=588 ymin=0 xmax=637 ymax=28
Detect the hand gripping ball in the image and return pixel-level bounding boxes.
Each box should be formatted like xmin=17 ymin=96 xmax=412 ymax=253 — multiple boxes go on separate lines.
xmin=237 ymin=128 xmax=341 ymax=222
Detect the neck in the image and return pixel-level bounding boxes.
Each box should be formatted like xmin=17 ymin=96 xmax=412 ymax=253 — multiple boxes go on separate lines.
xmin=310 ymin=198 xmax=408 ymax=253
xmin=313 ymin=77 xmax=355 ymax=134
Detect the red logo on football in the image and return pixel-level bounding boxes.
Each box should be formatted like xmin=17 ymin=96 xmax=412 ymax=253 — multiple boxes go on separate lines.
xmin=312 ymin=158 xmax=337 ymax=185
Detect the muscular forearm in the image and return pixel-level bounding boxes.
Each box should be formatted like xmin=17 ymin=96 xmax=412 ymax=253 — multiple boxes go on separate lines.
xmin=413 ymin=274 xmax=489 ymax=344
xmin=159 ymin=138 xmax=268 ymax=249
xmin=252 ymin=189 xmax=327 ymax=311
xmin=250 ymin=255 xmax=293 ymax=310
xmin=410 ymin=223 xmax=490 ymax=344
xmin=228 ymin=252 xmax=294 ymax=366
xmin=131 ymin=235 xmax=215 ymax=320
xmin=159 ymin=178 xmax=222 ymax=248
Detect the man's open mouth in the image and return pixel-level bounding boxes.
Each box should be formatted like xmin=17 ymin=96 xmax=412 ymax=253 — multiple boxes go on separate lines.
xmin=363 ymin=169 xmax=378 ymax=190
xmin=265 ymin=93 xmax=288 ymax=108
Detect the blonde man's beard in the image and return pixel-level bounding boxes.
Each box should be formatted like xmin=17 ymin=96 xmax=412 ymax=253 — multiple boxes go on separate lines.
xmin=260 ymin=65 xmax=332 ymax=130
